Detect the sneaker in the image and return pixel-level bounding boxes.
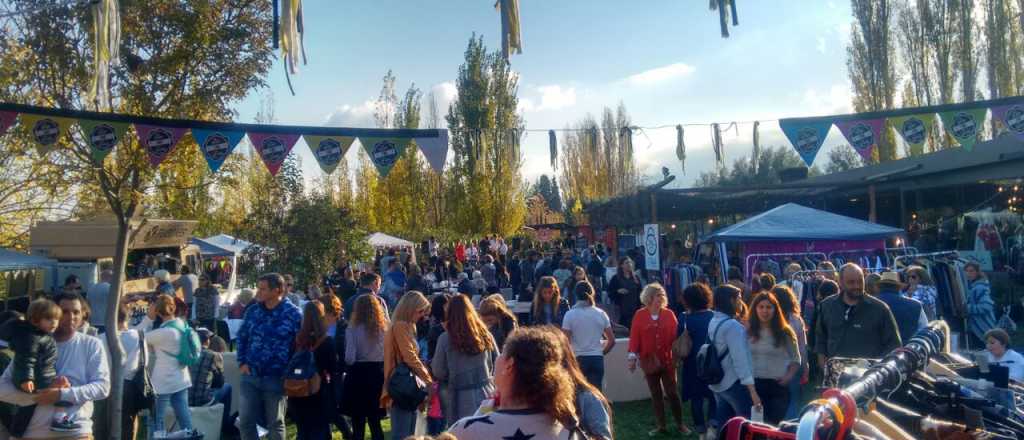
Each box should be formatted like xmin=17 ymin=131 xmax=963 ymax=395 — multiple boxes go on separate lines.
xmin=152 ymin=431 xmax=169 ymax=439
xmin=166 ymin=428 xmax=204 ymax=439
xmin=49 ymin=414 xmax=80 ymax=432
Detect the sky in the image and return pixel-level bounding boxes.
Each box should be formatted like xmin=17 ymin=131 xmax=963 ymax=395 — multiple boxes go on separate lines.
xmin=232 ymin=0 xmax=859 ymax=188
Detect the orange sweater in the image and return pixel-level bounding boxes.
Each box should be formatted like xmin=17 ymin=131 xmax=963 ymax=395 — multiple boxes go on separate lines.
xmin=628 ymin=307 xmax=678 ymax=370
xmin=381 ymin=321 xmax=432 ymax=408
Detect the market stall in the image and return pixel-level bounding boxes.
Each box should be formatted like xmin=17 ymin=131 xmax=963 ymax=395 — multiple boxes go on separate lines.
xmin=0 ymin=248 xmax=58 ymax=308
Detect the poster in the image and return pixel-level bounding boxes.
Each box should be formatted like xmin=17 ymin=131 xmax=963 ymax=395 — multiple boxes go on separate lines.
xmin=644 ymin=224 xmax=660 ymax=271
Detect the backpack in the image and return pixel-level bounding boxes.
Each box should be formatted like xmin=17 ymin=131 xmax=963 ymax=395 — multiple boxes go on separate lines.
xmin=284 ymin=337 xmax=325 ymax=398
xmin=695 ymin=318 xmax=731 ymax=385
xmin=162 ymin=320 xmax=202 ymax=367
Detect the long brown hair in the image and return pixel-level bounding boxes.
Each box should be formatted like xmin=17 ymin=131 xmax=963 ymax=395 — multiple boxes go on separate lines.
xmin=542 ymin=327 xmax=613 ymax=432
xmin=351 ymin=294 xmax=387 ymax=338
xmin=531 ymin=276 xmax=561 ymax=319
xmin=446 ymin=294 xmax=496 ymax=355
xmin=296 ymin=301 xmax=327 ymax=350
xmin=747 ymin=292 xmax=796 ymax=348
xmin=771 ymin=285 xmax=800 ymax=319
xmin=502 ymin=328 xmax=577 ymax=428
xmin=479 ymin=295 xmax=518 ymax=325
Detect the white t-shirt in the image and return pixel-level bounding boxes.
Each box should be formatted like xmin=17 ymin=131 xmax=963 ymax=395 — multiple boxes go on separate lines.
xmin=562 ymin=302 xmax=612 ymax=357
xmin=988 ymin=349 xmax=1024 ymax=383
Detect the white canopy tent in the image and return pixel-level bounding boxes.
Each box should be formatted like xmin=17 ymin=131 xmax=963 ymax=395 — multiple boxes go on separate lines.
xmin=367 ymin=232 xmax=415 ymax=249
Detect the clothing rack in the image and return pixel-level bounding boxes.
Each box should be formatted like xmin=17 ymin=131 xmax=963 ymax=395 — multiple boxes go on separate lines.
xmin=745 ymin=251 xmax=827 ymax=282
xmin=788 ymin=269 xmax=839 ymax=280
xmin=893 ymin=251 xmax=960 ymax=268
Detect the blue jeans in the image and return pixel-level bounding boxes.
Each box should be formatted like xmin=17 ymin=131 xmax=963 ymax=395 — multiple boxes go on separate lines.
xmin=712 ymin=380 xmax=752 ymax=432
xmin=389 ymin=406 xmax=417 ymax=440
xmin=150 ymin=389 xmax=193 ymax=434
xmin=214 ymin=384 xmax=233 ymax=434
xmin=577 ymin=355 xmax=605 ymax=391
xmin=785 ymin=372 xmax=802 ymax=420
xmin=239 ymin=375 xmax=286 ymax=440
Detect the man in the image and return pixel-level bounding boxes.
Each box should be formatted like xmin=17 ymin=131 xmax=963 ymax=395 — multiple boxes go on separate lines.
xmin=428 ymin=236 xmax=439 ymax=258
xmin=236 ymin=273 xmax=302 ymax=440
xmin=381 ymin=260 xmax=407 ymax=307
xmin=283 ymin=274 xmax=306 ymax=306
xmin=343 ymin=272 xmax=388 ymax=321
xmin=86 ymin=270 xmax=112 ymax=332
xmin=519 ymin=252 xmax=539 ymax=301
xmin=174 ymin=265 xmax=199 ymax=319
xmin=875 ymin=272 xmax=928 ymax=344
xmin=193 ymin=275 xmax=221 ymax=332
xmin=457 ymin=272 xmax=479 ymax=298
xmin=815 ymin=264 xmax=901 ymax=369
xmin=0 ymin=293 xmax=110 ymax=439
xmin=189 ymin=329 xmax=231 ymax=434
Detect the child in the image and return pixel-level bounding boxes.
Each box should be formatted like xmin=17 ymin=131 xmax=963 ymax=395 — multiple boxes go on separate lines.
xmin=0 ymin=299 xmax=77 ymax=435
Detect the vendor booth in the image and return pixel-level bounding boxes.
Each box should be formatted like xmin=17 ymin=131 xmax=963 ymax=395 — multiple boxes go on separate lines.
xmin=0 ymin=249 xmax=58 ymax=307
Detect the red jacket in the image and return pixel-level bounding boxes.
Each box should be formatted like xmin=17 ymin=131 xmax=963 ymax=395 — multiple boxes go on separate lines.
xmin=628 ymin=307 xmax=678 ymax=369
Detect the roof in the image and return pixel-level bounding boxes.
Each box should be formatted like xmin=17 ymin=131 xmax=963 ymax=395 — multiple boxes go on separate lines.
xmin=702 ymin=203 xmax=905 ymax=243
xmin=367 ymin=232 xmax=415 ymax=248
xmin=189 ymin=238 xmax=236 ymax=257
xmin=0 ymin=248 xmax=57 ymax=271
xmin=203 ymin=234 xmax=255 ymax=255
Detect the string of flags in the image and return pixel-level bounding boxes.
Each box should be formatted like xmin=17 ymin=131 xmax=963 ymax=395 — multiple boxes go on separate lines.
xmin=0 ymin=103 xmax=449 ymax=178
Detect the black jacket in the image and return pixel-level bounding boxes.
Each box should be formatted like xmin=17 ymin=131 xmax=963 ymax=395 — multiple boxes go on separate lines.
xmin=0 ymin=319 xmax=58 ymax=390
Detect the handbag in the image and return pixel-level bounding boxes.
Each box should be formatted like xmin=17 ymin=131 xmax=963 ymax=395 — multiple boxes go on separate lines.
xmin=672 ymin=328 xmax=693 ymax=361
xmin=386 ymin=330 xmax=428 ymax=410
xmin=124 ymin=330 xmax=154 ymax=414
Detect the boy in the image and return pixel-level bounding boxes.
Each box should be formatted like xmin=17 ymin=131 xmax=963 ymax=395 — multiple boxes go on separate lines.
xmin=0 ymin=299 xmax=75 ymax=435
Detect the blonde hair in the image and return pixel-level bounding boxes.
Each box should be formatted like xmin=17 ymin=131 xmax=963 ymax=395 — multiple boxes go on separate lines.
xmin=640 ymin=283 xmax=667 ymax=306
xmin=154 ymin=294 xmax=176 ymax=317
xmin=392 ymin=291 xmax=430 ymax=323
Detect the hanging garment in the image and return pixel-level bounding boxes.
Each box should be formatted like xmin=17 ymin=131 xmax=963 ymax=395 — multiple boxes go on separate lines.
xmin=548 ymin=130 xmax=557 ymax=168
xmin=89 ymin=0 xmax=120 ymax=109
xmin=751 ymin=121 xmax=760 ymax=174
xmin=495 ymin=0 xmax=523 ymax=60
xmin=709 ymin=0 xmax=739 ymax=37
xmin=711 ymin=123 xmax=725 ymax=170
xmin=280 ymin=0 xmax=303 ymax=74
xmin=676 ymin=125 xmax=686 ymax=174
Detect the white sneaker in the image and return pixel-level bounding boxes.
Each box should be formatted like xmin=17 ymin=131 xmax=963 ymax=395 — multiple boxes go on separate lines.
xmin=152 ymin=430 xmax=169 ymax=439
xmin=166 ymin=429 xmax=192 ymax=439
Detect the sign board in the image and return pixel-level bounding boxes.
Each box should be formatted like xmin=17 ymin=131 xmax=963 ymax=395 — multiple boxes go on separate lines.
xmin=959 ymin=251 xmax=994 ymax=272
xmin=643 ymin=224 xmax=660 ymax=271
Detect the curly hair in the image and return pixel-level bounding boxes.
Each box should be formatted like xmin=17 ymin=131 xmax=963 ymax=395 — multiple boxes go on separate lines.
xmin=351 ymin=294 xmax=387 ymax=338
xmin=445 ymin=294 xmax=495 ymax=355
xmin=502 ymin=327 xmax=577 ymax=429
xmin=747 ymin=292 xmax=796 ymax=348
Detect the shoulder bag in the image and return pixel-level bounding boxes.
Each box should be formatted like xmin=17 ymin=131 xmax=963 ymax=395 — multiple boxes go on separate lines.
xmin=124 ymin=330 xmax=154 ymax=415
xmin=386 ymin=328 xmax=429 ymax=410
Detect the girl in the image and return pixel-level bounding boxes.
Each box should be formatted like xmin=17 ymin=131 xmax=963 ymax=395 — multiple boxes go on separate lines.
xmin=431 ymin=295 xmax=499 ymax=426
xmin=528 ymin=276 xmax=570 ymax=326
xmin=343 ymin=295 xmax=388 ymax=440
xmin=747 ymin=292 xmax=800 ymax=425
xmin=288 ymin=301 xmax=336 ymax=440
xmin=382 ymin=292 xmax=433 ymax=440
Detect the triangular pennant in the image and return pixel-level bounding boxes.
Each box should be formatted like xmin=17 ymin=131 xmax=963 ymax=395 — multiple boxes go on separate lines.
xmin=359 ymin=137 xmax=408 ymax=177
xmin=248 ymin=132 xmax=300 ymax=176
xmin=0 ymin=111 xmax=17 ymax=137
xmin=834 ymin=118 xmax=884 ymax=162
xmin=135 ymin=124 xmax=188 ymax=167
xmin=991 ymin=102 xmax=1024 ymax=140
xmin=939 ymin=108 xmax=987 ymax=151
xmin=890 ymin=114 xmax=934 ymax=156
xmin=415 ymin=129 xmax=449 ymax=173
xmin=78 ymin=119 xmax=129 ymax=163
xmin=303 ymin=134 xmax=355 ymax=175
xmin=20 ymin=114 xmax=75 ymax=155
xmin=193 ymin=129 xmax=245 ymax=173
xmin=779 ymin=118 xmax=833 ymax=167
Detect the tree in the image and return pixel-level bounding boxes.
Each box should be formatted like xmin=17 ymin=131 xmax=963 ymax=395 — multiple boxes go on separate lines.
xmin=559 ymin=103 xmax=639 ymax=203
xmin=848 ymin=0 xmax=898 ymax=161
xmin=529 ymin=174 xmax=563 ymax=212
xmin=445 ymin=36 xmax=527 ymax=236
xmin=696 ymin=146 xmax=811 ymax=187
xmin=0 ymin=2 xmax=274 ymax=436
xmin=825 ymin=145 xmax=865 ymax=174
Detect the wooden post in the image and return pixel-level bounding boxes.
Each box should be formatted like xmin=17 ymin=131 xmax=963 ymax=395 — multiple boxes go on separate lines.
xmin=869 ymin=185 xmax=877 ymax=223
xmin=650 ymin=191 xmax=658 ymax=223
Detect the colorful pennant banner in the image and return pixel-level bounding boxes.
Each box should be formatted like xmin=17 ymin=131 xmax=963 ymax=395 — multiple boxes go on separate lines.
xmin=415 ymin=129 xmax=449 ymax=173
xmin=78 ymin=119 xmax=129 ymax=163
xmin=0 ymin=111 xmax=17 ymax=137
xmin=834 ymin=118 xmax=883 ymax=162
xmin=20 ymin=114 xmax=75 ymax=155
xmin=360 ymin=137 xmax=407 ymax=177
xmin=939 ymin=108 xmax=987 ymax=152
xmin=779 ymin=119 xmax=832 ymax=167
xmin=136 ymin=124 xmax=188 ymax=167
xmin=992 ymin=103 xmax=1024 ymax=140
xmin=890 ymin=114 xmax=933 ymax=156
xmin=304 ymin=134 xmax=355 ymax=175
xmin=193 ymin=129 xmax=246 ymax=173
xmin=249 ymin=132 xmax=300 ymax=176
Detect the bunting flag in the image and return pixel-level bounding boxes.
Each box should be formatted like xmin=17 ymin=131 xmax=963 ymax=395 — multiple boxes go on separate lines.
xmin=835 ymin=118 xmax=884 ymax=162
xmin=193 ymin=129 xmax=245 ymax=173
xmin=249 ymin=132 xmax=300 ymax=176
xmin=20 ymin=114 xmax=75 ymax=155
xmin=0 ymin=111 xmax=17 ymax=137
xmin=304 ymin=134 xmax=355 ymax=175
xmin=415 ymin=129 xmax=449 ymax=173
xmin=939 ymin=108 xmax=987 ymax=151
xmin=890 ymin=114 xmax=934 ymax=156
xmin=779 ymin=118 xmax=833 ymax=166
xmin=360 ymin=137 xmax=407 ymax=177
xmin=135 ymin=124 xmax=188 ymax=167
xmin=78 ymin=119 xmax=129 ymax=163
xmin=992 ymin=102 xmax=1024 ymax=140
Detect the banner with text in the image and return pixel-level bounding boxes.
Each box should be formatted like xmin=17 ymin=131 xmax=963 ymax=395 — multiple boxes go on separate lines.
xmin=890 ymin=114 xmax=934 ymax=156
xmin=248 ymin=132 xmax=300 ymax=176
xmin=992 ymin=102 xmax=1024 ymax=140
xmin=193 ymin=129 xmax=246 ymax=173
xmin=779 ymin=118 xmax=833 ymax=167
xmin=135 ymin=124 xmax=188 ymax=167
xmin=939 ymin=108 xmax=987 ymax=152
xmin=835 ymin=118 xmax=884 ymax=162
xmin=360 ymin=137 xmax=408 ymax=177
xmin=21 ymin=114 xmax=75 ymax=155
xmin=78 ymin=119 xmax=130 ymax=163
xmin=304 ymin=135 xmax=355 ymax=175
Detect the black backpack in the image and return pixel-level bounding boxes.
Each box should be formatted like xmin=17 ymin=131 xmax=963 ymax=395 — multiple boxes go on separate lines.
xmin=695 ymin=318 xmax=732 ymax=385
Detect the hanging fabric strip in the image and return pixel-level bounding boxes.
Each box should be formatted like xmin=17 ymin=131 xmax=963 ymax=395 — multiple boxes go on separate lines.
xmin=415 ymin=129 xmax=449 ymax=173
xmin=938 ymin=108 xmax=987 ymax=151
xmin=779 ymin=118 xmax=833 ymax=167
xmin=280 ymin=0 xmax=302 ymax=75
xmin=548 ymin=129 xmax=557 ymax=169
xmin=711 ymin=122 xmax=724 ymax=169
xmin=751 ymin=121 xmax=760 ymax=174
xmin=88 ymin=0 xmax=120 ymax=110
xmin=834 ymin=118 xmax=885 ymax=162
xmin=495 ymin=0 xmax=523 ymax=60
xmin=991 ymin=102 xmax=1024 ymax=140
xmin=248 ymin=132 xmax=300 ymax=176
xmin=359 ymin=137 xmax=408 ymax=177
xmin=272 ymin=0 xmax=280 ymax=49
xmin=675 ymin=124 xmax=686 ymax=174
xmin=193 ymin=128 xmax=246 ymax=173
xmin=135 ymin=124 xmax=188 ymax=167
xmin=20 ymin=114 xmax=75 ymax=155
xmin=78 ymin=119 xmax=129 ymax=163
xmin=0 ymin=111 xmax=17 ymax=137
xmin=304 ymin=134 xmax=355 ymax=175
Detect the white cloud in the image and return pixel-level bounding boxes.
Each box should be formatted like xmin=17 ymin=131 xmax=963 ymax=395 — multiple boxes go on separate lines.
xmin=623 ymin=63 xmax=696 ymax=86
xmin=323 ymin=100 xmax=376 ymax=127
xmin=801 ymin=84 xmax=853 ymax=115
xmin=536 ymin=85 xmax=577 ymax=111
xmin=517 ymin=98 xmax=536 ymax=113
xmin=816 ymin=36 xmax=827 ymax=54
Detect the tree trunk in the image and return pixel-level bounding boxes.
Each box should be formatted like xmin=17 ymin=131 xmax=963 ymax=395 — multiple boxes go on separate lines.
xmin=105 ymin=217 xmax=132 ymax=440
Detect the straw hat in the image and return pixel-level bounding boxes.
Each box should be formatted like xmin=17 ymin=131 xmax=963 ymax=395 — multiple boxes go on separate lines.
xmin=154 ymin=269 xmax=171 ymax=283
xmin=878 ymin=271 xmax=903 ymax=288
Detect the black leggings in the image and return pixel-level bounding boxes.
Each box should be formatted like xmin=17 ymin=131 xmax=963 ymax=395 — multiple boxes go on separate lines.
xmin=754 ymin=378 xmax=790 ymax=426
xmin=351 ymin=414 xmax=384 ymax=440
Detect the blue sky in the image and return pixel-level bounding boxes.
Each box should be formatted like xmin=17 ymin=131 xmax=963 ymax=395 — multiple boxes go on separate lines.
xmin=233 ymin=0 xmax=858 ymax=187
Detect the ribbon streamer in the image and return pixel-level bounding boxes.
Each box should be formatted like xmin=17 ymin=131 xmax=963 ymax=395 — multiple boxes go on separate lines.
xmin=548 ymin=129 xmax=557 ymax=169
xmin=495 ymin=0 xmax=523 ymax=60
xmin=675 ymin=125 xmax=686 ymax=175
xmin=751 ymin=121 xmax=760 ymax=174
xmin=88 ymin=0 xmax=120 ymax=110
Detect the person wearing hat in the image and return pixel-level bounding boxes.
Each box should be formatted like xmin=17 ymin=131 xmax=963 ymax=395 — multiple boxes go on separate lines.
xmin=154 ymin=269 xmax=175 ymax=297
xmin=875 ymin=271 xmax=927 ymax=344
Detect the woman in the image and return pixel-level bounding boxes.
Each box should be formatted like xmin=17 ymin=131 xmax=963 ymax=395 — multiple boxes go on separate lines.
xmin=627 ymin=283 xmax=690 ymax=436
xmin=289 ymin=301 xmax=336 ymax=440
xmin=985 ymin=328 xmax=1024 ymax=382
xmin=448 ymin=327 xmax=579 ymax=440
xmin=564 ymin=266 xmax=589 ymax=298
xmin=749 ymin=273 xmax=776 ymax=303
xmin=817 ymin=262 xmax=838 ymax=283
xmin=677 ymin=283 xmax=716 ymax=435
xmin=746 ymin=292 xmax=800 ymax=425
xmin=322 ymin=294 xmax=354 ymax=439
xmin=707 ymin=285 xmax=760 ymax=432
xmin=726 ymin=267 xmax=748 ymax=299
xmin=426 ymin=294 xmax=450 ymax=361
xmin=337 ymin=266 xmax=359 ymax=303
xmin=865 ymin=273 xmax=882 ymax=296
xmin=772 ymin=285 xmax=808 ymax=420
xmin=546 ymin=327 xmax=613 ymax=440
xmin=432 ymin=295 xmax=499 ymax=426
xmin=383 ymin=291 xmax=433 ymax=440
xmin=562 ymin=282 xmax=614 ymax=391
xmin=529 ymin=276 xmax=570 ymax=326
xmin=494 ymin=261 xmax=511 ymax=289
xmin=478 ymin=295 xmax=518 ymax=349
xmin=904 ymin=266 xmax=938 ymax=321
xmin=609 ymin=258 xmax=643 ymax=328
xmin=144 ymin=295 xmax=197 ymax=438
xmin=407 ymin=265 xmax=430 ymax=296
xmin=228 ymin=288 xmax=255 ymax=319
xmin=553 ymin=259 xmax=573 ymax=292
xmin=344 ymin=295 xmax=388 ymax=440
xmin=965 ymin=262 xmax=997 ymax=348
